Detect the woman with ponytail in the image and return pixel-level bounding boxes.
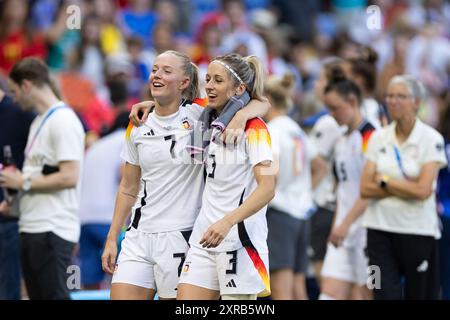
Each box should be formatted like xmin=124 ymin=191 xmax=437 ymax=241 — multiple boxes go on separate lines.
xmin=264 ymin=73 xmax=327 ymax=299
xmin=102 ymin=50 xmax=269 ymax=300
xmin=177 ymin=54 xmax=276 ymax=300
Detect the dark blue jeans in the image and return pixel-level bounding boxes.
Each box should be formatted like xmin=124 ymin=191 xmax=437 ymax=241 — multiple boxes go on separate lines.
xmin=440 ymin=215 xmax=450 ymax=300
xmin=0 ymin=220 xmax=21 ymax=299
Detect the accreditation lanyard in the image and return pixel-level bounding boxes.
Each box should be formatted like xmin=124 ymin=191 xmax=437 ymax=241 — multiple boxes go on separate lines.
xmin=25 ymin=105 xmax=67 ymax=157
xmin=393 ymin=145 xmax=410 ymax=180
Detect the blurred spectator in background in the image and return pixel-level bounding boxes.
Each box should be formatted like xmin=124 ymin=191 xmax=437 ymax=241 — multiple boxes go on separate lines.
xmin=121 ymin=37 xmax=150 ymax=101
xmin=151 ymin=22 xmax=177 ymax=55
xmin=319 ymin=76 xmax=375 ymax=300
xmin=405 ymin=0 xmax=450 ymax=37
xmin=104 ymin=79 xmax=131 ymax=130
xmin=190 ymin=14 xmax=224 ymax=71
xmin=0 ymin=0 xmax=448 ymax=300
xmin=360 ymin=75 xmax=447 ymax=300
xmin=405 ymin=23 xmax=450 ymax=127
xmin=42 ymin=0 xmax=83 ymax=71
xmin=272 ymin=0 xmax=320 ymax=43
xmin=0 ymin=0 xmax=47 ymax=75
xmin=68 ymin=15 xmax=108 ymax=101
xmin=118 ymin=0 xmax=158 ymax=48
xmin=347 ymin=46 xmax=388 ymax=128
xmin=220 ymin=0 xmax=268 ymax=68
xmin=94 ymin=0 xmax=126 ymax=56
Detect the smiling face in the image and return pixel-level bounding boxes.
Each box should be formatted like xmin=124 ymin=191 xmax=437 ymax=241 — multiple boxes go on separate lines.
xmin=204 ymin=61 xmax=240 ymax=112
xmin=149 ymin=52 xmax=188 ymax=104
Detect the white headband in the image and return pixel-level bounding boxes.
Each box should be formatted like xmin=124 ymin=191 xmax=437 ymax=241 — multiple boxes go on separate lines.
xmin=212 ymin=60 xmax=244 ymax=85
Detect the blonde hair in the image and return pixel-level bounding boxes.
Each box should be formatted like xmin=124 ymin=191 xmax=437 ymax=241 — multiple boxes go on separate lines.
xmin=214 ymin=54 xmax=265 ymax=100
xmin=264 ymin=73 xmax=295 ymax=110
xmin=164 ymin=50 xmax=200 ymax=101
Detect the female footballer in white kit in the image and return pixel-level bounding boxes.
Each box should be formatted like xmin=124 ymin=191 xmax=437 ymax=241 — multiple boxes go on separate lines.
xmin=319 ymin=75 xmax=376 ymax=300
xmin=101 ymin=50 xmax=269 ymax=300
xmin=176 ymin=54 xmax=276 ymax=300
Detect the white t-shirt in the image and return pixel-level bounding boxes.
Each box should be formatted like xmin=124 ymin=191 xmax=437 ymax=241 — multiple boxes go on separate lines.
xmin=190 ymin=118 xmax=273 ymax=254
xmin=334 ymin=120 xmax=376 ymax=247
xmin=309 ymin=114 xmax=344 ymax=209
xmin=268 ymin=115 xmax=318 ymax=220
xmin=19 ymin=102 xmax=85 ymax=243
xmin=121 ymin=102 xmax=204 ymax=233
xmin=79 ymin=129 xmax=125 ymax=225
xmin=363 ymin=119 xmax=448 ymax=239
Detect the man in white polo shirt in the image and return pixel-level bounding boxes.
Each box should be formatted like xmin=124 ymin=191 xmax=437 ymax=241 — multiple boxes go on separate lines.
xmin=0 ymin=58 xmax=85 ymax=300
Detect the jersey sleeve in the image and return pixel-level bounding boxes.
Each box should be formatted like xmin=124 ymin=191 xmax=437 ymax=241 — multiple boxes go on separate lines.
xmin=120 ymin=122 xmax=140 ymax=166
xmin=185 ymin=98 xmax=208 ymax=120
xmin=422 ymin=131 xmax=448 ymax=168
xmin=310 ymin=116 xmax=341 ymax=159
xmin=245 ymin=118 xmax=273 ymax=166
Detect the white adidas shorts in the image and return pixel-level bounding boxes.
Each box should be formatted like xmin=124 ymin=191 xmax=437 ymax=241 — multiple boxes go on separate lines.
xmin=112 ymin=228 xmax=191 ymax=298
xmin=321 ymin=243 xmax=369 ymax=286
xmin=179 ymin=245 xmax=271 ymax=297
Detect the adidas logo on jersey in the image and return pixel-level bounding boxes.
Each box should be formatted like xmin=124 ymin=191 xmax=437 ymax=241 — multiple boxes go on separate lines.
xmin=144 ymin=129 xmax=155 ymax=136
xmin=225 ymin=279 xmax=237 ymax=288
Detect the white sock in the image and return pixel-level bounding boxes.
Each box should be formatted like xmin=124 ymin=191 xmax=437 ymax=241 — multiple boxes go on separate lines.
xmin=319 ymin=293 xmax=336 ymax=300
xmin=221 ymin=294 xmax=257 ymax=300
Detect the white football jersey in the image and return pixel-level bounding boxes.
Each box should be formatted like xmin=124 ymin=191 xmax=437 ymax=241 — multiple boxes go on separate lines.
xmin=333 ymin=120 xmax=376 ymax=247
xmin=189 ymin=118 xmax=273 ymax=254
xmin=121 ymin=100 xmax=206 ymax=233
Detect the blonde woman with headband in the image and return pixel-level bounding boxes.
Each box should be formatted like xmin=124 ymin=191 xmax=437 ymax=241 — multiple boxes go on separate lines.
xmin=102 ymin=50 xmax=269 ymax=300
xmin=177 ymin=54 xmax=276 ymax=300
xmin=360 ymin=75 xmax=447 ymax=300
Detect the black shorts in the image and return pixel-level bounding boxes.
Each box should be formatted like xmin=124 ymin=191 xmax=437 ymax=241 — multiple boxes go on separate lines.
xmin=367 ymin=228 xmax=440 ymax=300
xmin=21 ymin=232 xmax=75 ymax=300
xmin=267 ymin=208 xmax=310 ymax=274
xmin=309 ymin=206 xmax=334 ymax=262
